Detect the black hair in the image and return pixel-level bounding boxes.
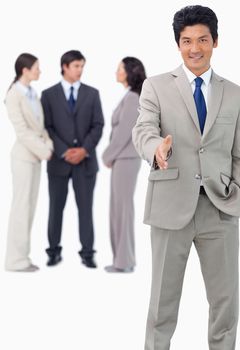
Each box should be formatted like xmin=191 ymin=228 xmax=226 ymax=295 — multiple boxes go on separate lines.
xmin=173 ymin=5 xmax=218 ymax=46
xmin=122 ymin=57 xmax=146 ymax=95
xmin=60 ymin=50 xmax=86 ymax=75
xmin=9 ymin=53 xmax=38 ymax=89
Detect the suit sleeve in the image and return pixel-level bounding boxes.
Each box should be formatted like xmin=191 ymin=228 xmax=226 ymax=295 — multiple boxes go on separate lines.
xmin=82 ymin=90 xmax=104 ymax=154
xmin=232 ymin=110 xmax=240 ymax=186
xmin=5 ymin=92 xmax=52 ymax=160
xmin=132 ymin=78 xmax=164 ymax=166
xmin=41 ymin=91 xmax=69 ymax=158
xmin=102 ymin=93 xmax=139 ymax=165
xmin=42 ymin=128 xmax=54 ymax=151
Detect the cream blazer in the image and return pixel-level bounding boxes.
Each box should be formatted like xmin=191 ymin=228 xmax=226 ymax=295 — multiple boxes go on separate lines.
xmin=5 ymin=84 xmax=53 ymax=163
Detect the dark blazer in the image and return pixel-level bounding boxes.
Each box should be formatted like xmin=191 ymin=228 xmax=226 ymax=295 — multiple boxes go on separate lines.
xmin=41 ymin=82 xmax=104 ymax=176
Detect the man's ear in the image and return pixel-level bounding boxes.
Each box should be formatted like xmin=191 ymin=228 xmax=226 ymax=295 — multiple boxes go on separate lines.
xmin=213 ymin=38 xmax=218 ymax=48
xmin=62 ymin=63 xmax=68 ymax=74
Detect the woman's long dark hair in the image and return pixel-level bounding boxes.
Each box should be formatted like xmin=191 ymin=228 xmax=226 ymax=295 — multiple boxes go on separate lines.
xmin=8 ymin=53 xmax=38 ymax=90
xmin=122 ymin=57 xmax=146 ymax=95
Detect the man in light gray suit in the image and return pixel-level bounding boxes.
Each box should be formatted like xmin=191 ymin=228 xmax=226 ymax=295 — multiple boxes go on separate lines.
xmin=132 ymin=5 xmax=240 ymax=350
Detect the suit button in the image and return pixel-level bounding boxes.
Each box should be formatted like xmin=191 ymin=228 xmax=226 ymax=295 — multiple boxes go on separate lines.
xmin=199 ymin=147 xmax=204 ymax=153
xmin=195 ymin=174 xmax=202 ymax=180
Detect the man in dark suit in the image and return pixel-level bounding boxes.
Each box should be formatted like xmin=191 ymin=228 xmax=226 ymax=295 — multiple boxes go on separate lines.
xmin=41 ymin=50 xmax=104 ymax=268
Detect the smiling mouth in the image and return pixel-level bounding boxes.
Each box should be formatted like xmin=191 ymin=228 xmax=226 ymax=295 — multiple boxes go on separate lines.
xmin=189 ymin=56 xmax=203 ymax=60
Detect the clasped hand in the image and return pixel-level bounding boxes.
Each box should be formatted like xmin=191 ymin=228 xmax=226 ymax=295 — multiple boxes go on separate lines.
xmin=64 ymin=147 xmax=87 ymax=165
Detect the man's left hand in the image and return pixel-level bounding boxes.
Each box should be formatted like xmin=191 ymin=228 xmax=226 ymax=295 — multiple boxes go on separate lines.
xmin=64 ymin=147 xmax=87 ymax=164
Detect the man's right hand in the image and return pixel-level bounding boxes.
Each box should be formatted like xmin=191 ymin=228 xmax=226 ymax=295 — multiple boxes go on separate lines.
xmin=64 ymin=147 xmax=87 ymax=164
xmin=155 ymin=135 xmax=172 ymax=170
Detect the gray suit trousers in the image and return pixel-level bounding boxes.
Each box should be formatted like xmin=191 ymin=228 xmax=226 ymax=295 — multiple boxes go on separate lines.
xmin=110 ymin=158 xmax=141 ymax=269
xmin=145 ymin=193 xmax=239 ymax=350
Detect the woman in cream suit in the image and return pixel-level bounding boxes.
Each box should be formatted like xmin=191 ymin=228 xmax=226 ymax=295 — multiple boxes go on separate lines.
xmin=102 ymin=57 xmax=146 ymax=272
xmin=5 ymin=53 xmax=53 ymax=272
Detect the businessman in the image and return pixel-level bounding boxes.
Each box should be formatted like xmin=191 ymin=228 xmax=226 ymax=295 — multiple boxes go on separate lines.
xmin=132 ymin=6 xmax=240 ymax=350
xmin=41 ymin=50 xmax=104 ymax=268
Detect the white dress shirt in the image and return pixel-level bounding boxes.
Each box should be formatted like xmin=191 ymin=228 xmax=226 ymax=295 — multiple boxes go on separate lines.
xmin=61 ymin=79 xmax=81 ymax=100
xmin=182 ymin=64 xmax=212 ymax=109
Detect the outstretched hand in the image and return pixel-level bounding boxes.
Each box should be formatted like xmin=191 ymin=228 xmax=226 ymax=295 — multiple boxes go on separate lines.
xmin=155 ymin=135 xmax=172 ymax=170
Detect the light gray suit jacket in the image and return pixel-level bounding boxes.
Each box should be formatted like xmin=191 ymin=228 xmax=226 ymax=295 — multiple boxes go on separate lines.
xmin=102 ymin=90 xmax=140 ymax=165
xmin=132 ymin=65 xmax=240 ymax=229
xmin=6 ymin=84 xmax=53 ymax=163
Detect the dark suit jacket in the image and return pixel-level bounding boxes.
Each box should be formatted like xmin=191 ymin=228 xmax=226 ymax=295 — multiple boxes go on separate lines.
xmin=41 ymin=82 xmax=104 ymax=176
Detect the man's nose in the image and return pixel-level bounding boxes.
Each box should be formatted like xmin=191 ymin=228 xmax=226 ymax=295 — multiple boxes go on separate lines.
xmin=190 ymin=41 xmax=201 ymax=53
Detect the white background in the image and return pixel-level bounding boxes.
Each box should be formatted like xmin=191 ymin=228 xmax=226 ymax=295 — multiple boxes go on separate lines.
xmin=0 ymin=0 xmax=240 ymax=349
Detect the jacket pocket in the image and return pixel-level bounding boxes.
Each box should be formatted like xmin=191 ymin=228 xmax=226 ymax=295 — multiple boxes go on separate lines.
xmin=219 ymin=210 xmax=236 ymax=222
xmin=148 ymin=168 xmax=179 ymax=181
xmin=215 ymin=117 xmax=233 ymax=124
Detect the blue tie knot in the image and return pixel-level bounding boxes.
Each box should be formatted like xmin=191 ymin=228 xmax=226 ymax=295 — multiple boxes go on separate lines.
xmin=195 ymin=77 xmax=203 ymax=88
xmin=70 ymin=86 xmax=74 ymax=92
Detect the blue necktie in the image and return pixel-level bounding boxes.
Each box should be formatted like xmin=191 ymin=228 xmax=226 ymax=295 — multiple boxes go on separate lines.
xmin=193 ymin=77 xmax=206 ymax=134
xmin=68 ymin=86 xmax=75 ymax=111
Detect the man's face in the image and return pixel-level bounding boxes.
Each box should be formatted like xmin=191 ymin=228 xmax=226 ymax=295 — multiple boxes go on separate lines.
xmin=178 ymin=24 xmax=218 ymax=76
xmin=63 ymin=59 xmax=85 ymax=83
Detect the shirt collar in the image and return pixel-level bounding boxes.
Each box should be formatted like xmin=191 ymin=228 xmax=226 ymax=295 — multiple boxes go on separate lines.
xmin=182 ymin=64 xmax=212 ymax=86
xmin=61 ymin=78 xmax=81 ymax=91
xmin=15 ymin=81 xmax=36 ymax=97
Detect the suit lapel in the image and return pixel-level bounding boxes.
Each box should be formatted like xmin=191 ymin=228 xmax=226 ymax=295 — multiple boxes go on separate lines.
xmin=36 ymin=99 xmax=44 ymax=128
xmin=202 ymin=72 xmax=224 ymax=139
xmin=113 ymin=91 xmax=127 ymax=114
xmin=13 ymin=87 xmax=42 ymax=130
xmin=172 ymin=66 xmax=201 ymax=134
xmin=111 ymin=93 xmax=127 ymax=125
xmin=56 ymin=83 xmax=87 ymax=116
xmin=22 ymin=96 xmax=41 ymax=129
xmin=74 ymin=84 xmax=87 ymax=114
xmin=56 ymin=83 xmax=72 ymax=115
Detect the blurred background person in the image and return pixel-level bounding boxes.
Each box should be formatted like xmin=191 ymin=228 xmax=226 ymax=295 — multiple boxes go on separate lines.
xmin=41 ymin=50 xmax=104 ymax=268
xmin=4 ymin=53 xmax=53 ymax=272
xmin=102 ymin=57 xmax=146 ymax=273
